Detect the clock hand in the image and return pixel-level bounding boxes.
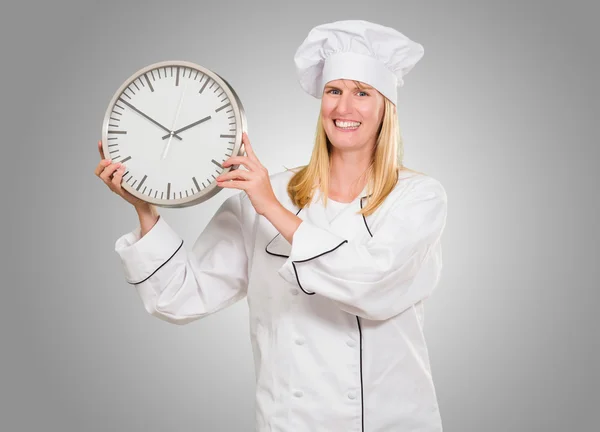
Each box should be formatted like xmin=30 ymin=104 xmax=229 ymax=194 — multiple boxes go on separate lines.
xmin=161 ymin=115 xmax=212 ymax=140
xmin=118 ymin=98 xmax=183 ymax=140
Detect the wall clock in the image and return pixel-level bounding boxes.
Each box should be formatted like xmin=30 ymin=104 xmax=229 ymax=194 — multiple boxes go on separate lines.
xmin=101 ymin=60 xmax=247 ymax=208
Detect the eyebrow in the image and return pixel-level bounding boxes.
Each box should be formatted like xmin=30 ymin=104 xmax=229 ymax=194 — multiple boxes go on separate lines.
xmin=324 ymin=84 xmax=374 ymax=90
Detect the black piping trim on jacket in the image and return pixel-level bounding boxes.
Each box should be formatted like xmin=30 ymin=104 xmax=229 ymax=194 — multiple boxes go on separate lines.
xmin=360 ymin=196 xmax=373 ymax=237
xmin=127 ymin=239 xmax=184 ymax=285
xmin=356 ymin=315 xmax=364 ymax=432
xmin=290 ymin=240 xmax=348 ymax=295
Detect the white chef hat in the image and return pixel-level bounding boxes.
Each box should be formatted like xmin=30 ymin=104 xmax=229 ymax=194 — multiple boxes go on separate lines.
xmin=294 ymin=20 xmax=424 ymax=106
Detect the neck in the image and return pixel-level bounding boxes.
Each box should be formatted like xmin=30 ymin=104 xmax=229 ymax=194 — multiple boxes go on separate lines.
xmin=328 ymin=145 xmax=373 ymax=198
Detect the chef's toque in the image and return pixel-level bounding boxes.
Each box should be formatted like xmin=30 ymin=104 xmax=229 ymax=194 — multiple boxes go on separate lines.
xmin=294 ymin=20 xmax=424 ymax=106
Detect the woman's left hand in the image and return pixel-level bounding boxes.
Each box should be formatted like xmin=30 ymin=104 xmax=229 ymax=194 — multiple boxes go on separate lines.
xmin=216 ymin=132 xmax=280 ymax=216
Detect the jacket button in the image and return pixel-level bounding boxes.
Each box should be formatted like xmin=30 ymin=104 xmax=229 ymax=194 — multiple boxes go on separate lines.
xmin=293 ymin=390 xmax=303 ymax=398
xmin=346 ymin=340 xmax=356 ymax=347
xmin=347 ymin=391 xmax=357 ymax=400
xmin=295 ymin=337 xmax=305 ymax=345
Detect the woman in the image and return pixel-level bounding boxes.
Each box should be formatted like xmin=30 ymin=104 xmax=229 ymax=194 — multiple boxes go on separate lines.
xmin=95 ymin=20 xmax=448 ymax=432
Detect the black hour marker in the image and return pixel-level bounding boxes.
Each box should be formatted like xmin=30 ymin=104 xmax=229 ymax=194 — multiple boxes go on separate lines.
xmin=121 ymin=156 xmax=131 ymax=163
xmin=199 ymin=78 xmax=209 ymax=94
xmin=215 ymin=102 xmax=231 ymax=113
xmin=136 ymin=175 xmax=147 ymax=191
xmin=212 ymin=159 xmax=223 ymax=169
xmin=220 ymin=134 xmax=235 ymax=138
xmin=193 ymin=177 xmax=201 ymax=192
xmin=108 ymin=130 xmax=127 ymax=134
xmin=167 ymin=182 xmax=171 ymax=200
xmin=176 ymin=67 xmax=180 ymax=86
xmin=144 ymin=73 xmax=154 ymax=92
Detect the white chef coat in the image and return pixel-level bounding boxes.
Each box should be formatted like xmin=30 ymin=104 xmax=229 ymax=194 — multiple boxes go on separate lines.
xmin=114 ymin=168 xmax=448 ymax=432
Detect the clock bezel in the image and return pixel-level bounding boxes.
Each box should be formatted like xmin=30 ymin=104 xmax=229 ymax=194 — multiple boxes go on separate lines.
xmin=101 ymin=60 xmax=247 ymax=208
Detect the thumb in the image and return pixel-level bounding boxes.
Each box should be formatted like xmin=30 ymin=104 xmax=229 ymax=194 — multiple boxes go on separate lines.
xmin=98 ymin=140 xmax=105 ymax=160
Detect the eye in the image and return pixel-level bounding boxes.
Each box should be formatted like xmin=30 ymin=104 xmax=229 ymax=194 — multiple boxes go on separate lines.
xmin=357 ymin=91 xmax=369 ymax=96
xmin=328 ymin=89 xmax=340 ymax=95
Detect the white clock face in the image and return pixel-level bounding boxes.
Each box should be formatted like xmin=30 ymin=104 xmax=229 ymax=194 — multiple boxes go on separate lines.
xmin=102 ymin=61 xmax=245 ymax=207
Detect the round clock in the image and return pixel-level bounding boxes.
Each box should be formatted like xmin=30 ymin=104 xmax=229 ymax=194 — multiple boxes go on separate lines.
xmin=101 ymin=60 xmax=247 ymax=208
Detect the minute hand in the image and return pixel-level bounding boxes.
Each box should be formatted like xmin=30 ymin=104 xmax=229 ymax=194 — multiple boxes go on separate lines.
xmin=161 ymin=115 xmax=212 ymax=140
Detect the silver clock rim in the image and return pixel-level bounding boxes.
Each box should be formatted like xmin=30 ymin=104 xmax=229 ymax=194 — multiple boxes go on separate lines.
xmin=101 ymin=60 xmax=247 ymax=208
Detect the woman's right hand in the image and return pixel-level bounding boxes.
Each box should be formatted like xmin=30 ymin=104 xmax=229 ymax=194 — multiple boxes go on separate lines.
xmin=94 ymin=139 xmax=149 ymax=210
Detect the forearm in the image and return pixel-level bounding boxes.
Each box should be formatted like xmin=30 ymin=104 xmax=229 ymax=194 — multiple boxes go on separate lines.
xmin=263 ymin=202 xmax=303 ymax=245
xmin=136 ymin=203 xmax=160 ymax=237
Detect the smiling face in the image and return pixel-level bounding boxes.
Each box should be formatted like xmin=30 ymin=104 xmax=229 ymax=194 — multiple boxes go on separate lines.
xmin=321 ymin=79 xmax=386 ymax=152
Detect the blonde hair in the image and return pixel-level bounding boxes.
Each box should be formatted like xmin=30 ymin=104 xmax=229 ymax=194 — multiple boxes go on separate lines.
xmin=284 ymin=81 xmax=423 ymax=217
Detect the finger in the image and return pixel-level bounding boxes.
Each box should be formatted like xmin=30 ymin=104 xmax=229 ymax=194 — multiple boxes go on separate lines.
xmin=94 ymin=158 xmax=112 ymax=177
xmin=98 ymin=140 xmax=105 ymax=160
xmin=111 ymin=164 xmax=127 ymax=189
xmin=242 ymin=132 xmax=259 ymax=162
xmin=99 ymin=162 xmax=122 ymax=183
xmin=217 ymin=180 xmax=245 ymax=190
xmin=216 ymin=169 xmax=251 ymax=182
xmin=224 ymin=155 xmax=259 ymax=172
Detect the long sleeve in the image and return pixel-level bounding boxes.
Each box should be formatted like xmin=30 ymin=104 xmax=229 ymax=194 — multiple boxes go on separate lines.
xmin=114 ymin=193 xmax=249 ymax=325
xmin=277 ymin=177 xmax=448 ymax=321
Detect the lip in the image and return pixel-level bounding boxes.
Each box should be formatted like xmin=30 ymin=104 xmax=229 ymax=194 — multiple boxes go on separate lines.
xmin=334 ymin=119 xmax=361 ymax=123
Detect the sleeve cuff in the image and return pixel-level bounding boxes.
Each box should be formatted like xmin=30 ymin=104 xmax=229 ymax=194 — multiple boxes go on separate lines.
xmin=277 ymin=220 xmax=348 ymax=291
xmin=114 ymin=215 xmax=184 ymax=284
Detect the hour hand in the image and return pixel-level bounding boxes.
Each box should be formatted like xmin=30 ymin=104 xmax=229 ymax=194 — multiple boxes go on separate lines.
xmin=161 ymin=115 xmax=212 ymax=140
xmin=118 ymin=98 xmax=182 ymax=140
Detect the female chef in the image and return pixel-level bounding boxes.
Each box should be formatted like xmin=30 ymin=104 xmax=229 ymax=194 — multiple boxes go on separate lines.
xmin=95 ymin=19 xmax=448 ymax=432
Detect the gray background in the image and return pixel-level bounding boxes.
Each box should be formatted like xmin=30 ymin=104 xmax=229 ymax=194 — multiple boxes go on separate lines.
xmin=1 ymin=0 xmax=598 ymax=431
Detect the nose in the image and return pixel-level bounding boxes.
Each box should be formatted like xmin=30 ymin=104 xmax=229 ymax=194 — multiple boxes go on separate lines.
xmin=334 ymin=92 xmax=353 ymax=116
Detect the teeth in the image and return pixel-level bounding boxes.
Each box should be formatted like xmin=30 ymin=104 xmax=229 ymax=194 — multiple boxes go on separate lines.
xmin=335 ymin=120 xmax=361 ymax=128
